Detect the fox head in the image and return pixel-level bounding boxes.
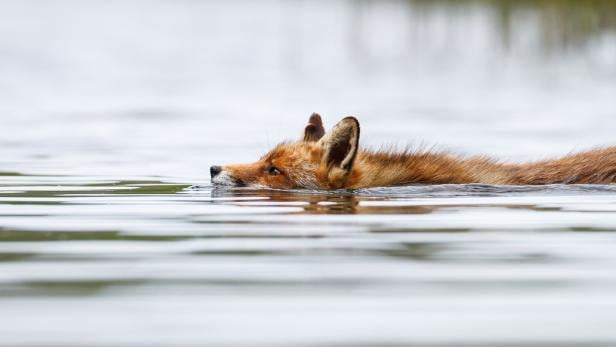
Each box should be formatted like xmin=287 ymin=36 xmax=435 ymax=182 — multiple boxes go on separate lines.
xmin=210 ymin=113 xmax=360 ymax=190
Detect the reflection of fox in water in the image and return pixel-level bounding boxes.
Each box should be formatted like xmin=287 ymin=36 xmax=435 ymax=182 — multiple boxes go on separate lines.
xmin=210 ymin=113 xmax=616 ymax=189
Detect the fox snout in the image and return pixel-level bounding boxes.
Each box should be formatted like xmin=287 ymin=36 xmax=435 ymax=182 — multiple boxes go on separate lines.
xmin=210 ymin=165 xmax=222 ymax=178
xmin=210 ymin=165 xmax=239 ymax=186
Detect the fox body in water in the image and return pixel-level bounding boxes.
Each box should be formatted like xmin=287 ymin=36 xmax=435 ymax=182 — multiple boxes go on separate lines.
xmin=210 ymin=113 xmax=616 ymax=189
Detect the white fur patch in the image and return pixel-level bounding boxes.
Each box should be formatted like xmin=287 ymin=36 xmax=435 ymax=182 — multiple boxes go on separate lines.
xmin=211 ymin=171 xmax=236 ymax=186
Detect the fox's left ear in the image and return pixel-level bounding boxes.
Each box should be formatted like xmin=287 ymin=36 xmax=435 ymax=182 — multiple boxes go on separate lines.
xmin=320 ymin=116 xmax=360 ymax=176
xmin=303 ymin=113 xmax=325 ymax=142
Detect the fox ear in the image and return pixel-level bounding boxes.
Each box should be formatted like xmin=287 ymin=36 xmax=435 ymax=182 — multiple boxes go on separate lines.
xmin=303 ymin=112 xmax=325 ymax=142
xmin=320 ymin=117 xmax=360 ymax=172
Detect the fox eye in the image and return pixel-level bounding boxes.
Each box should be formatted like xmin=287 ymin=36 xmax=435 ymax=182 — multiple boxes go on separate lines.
xmin=267 ymin=166 xmax=281 ymax=176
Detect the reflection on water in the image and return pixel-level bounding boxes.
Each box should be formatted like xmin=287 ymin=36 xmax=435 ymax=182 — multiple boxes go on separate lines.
xmin=1 ymin=0 xmax=616 ymax=346
xmin=2 ymin=175 xmax=616 ymax=346
xmin=414 ymin=0 xmax=616 ymax=50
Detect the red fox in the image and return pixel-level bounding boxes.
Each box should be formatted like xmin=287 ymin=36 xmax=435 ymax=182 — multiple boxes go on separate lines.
xmin=210 ymin=113 xmax=616 ymax=189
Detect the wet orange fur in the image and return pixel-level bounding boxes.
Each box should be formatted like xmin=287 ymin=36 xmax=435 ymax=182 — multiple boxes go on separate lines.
xmin=217 ymin=115 xmax=616 ymax=189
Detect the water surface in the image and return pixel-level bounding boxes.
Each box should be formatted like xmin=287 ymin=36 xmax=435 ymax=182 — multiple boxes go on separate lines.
xmin=2 ymin=176 xmax=616 ymax=346
xmin=1 ymin=0 xmax=616 ymax=346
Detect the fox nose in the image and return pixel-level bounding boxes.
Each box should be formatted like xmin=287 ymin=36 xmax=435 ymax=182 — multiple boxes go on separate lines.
xmin=210 ymin=165 xmax=222 ymax=178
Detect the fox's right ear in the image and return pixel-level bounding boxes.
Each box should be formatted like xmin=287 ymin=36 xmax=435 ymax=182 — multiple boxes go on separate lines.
xmin=303 ymin=112 xmax=325 ymax=142
xmin=320 ymin=116 xmax=360 ymax=174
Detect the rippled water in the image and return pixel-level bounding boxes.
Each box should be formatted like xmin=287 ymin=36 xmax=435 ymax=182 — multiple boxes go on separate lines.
xmin=2 ymin=0 xmax=616 ymax=346
xmin=2 ymin=176 xmax=616 ymax=346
